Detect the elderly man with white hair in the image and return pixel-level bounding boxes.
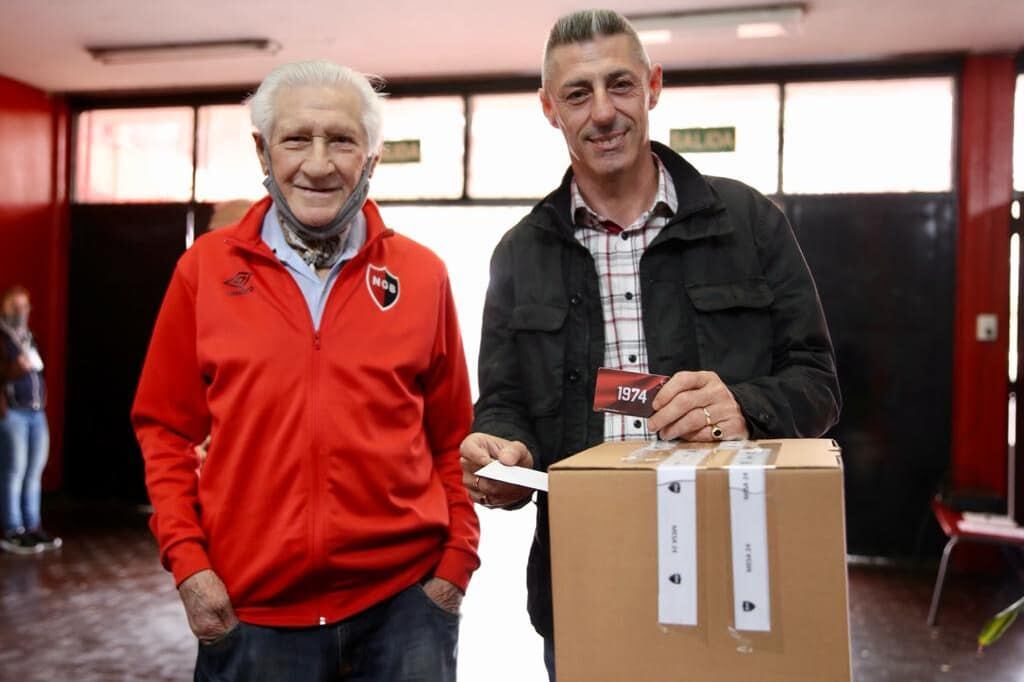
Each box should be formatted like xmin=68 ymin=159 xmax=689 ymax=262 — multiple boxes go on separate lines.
xmin=133 ymin=60 xmax=479 ymax=681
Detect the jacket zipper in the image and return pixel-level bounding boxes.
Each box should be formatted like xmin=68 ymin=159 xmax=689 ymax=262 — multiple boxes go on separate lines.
xmin=312 ymin=329 xmax=323 ymax=625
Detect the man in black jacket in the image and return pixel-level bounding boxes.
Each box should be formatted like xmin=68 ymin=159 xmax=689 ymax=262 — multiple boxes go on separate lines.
xmin=460 ymin=9 xmax=840 ymax=680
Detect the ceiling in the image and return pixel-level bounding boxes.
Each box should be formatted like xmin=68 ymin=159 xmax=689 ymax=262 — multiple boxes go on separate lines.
xmin=2 ymin=0 xmax=1022 ymax=94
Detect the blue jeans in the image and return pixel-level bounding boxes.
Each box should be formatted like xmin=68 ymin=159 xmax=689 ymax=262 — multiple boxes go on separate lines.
xmin=0 ymin=408 xmax=49 ymax=533
xmin=195 ymin=582 xmax=459 ymax=682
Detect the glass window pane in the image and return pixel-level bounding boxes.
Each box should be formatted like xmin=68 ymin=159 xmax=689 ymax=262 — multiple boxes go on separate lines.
xmin=372 ymin=96 xmax=465 ymax=200
xmin=650 ymin=84 xmax=780 ymax=194
xmin=783 ymin=78 xmax=954 ymax=194
xmin=468 ymin=93 xmax=569 ymax=199
xmin=377 ymin=204 xmax=524 ymax=400
xmin=1015 ymin=74 xmax=1024 ymax=193
xmin=75 ymin=107 xmax=194 ymax=202
xmin=196 ymin=104 xmax=265 ymax=202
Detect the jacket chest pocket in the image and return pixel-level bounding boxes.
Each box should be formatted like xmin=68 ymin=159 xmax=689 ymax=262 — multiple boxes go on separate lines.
xmin=510 ymin=303 xmax=567 ymax=417
xmin=685 ymin=279 xmax=774 ymax=382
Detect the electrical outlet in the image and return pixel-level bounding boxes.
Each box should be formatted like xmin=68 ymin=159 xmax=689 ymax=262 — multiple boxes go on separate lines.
xmin=976 ymin=313 xmax=998 ymax=342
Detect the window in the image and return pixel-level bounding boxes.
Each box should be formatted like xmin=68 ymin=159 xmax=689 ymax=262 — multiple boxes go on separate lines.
xmin=195 ymin=105 xmax=264 ymax=202
xmin=651 ymin=84 xmax=780 ymax=194
xmin=467 ymin=93 xmax=569 ymax=199
xmin=372 ymin=96 xmax=466 ymax=200
xmin=782 ymin=78 xmax=954 ymax=194
xmin=75 ymin=107 xmax=194 ymax=202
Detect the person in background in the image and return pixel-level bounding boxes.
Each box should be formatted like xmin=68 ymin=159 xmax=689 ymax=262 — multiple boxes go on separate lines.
xmin=460 ymin=9 xmax=841 ymax=680
xmin=0 ymin=285 xmax=61 ymax=555
xmin=207 ymin=199 xmax=253 ymax=232
xmin=133 ymin=60 xmax=478 ymax=681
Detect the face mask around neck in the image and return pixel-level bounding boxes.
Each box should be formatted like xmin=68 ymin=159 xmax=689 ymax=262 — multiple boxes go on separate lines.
xmin=262 ymin=152 xmax=375 ymax=242
xmin=5 ymin=312 xmax=27 ymax=330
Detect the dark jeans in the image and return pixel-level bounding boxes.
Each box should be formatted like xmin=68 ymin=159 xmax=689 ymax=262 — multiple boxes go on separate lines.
xmin=195 ymin=583 xmax=459 ymax=682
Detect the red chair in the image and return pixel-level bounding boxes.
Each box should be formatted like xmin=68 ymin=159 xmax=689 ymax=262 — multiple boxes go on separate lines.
xmin=927 ymin=497 xmax=1024 ymax=625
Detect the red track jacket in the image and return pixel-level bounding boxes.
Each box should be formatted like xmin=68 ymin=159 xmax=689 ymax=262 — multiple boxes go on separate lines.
xmin=132 ymin=197 xmax=479 ymax=626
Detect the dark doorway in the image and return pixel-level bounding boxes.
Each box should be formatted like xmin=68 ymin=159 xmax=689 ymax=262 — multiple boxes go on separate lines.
xmin=64 ymin=203 xmax=212 ymax=502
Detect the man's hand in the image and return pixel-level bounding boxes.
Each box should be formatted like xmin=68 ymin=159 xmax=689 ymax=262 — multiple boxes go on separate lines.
xmin=194 ymin=435 xmax=211 ymax=467
xmin=422 ymin=577 xmax=463 ymax=614
xmin=460 ymin=433 xmax=534 ymax=508
xmin=647 ymin=371 xmax=749 ymax=442
xmin=178 ymin=569 xmax=239 ymax=644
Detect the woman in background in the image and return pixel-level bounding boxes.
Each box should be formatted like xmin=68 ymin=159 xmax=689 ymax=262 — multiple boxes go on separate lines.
xmin=0 ymin=286 xmax=60 ymax=554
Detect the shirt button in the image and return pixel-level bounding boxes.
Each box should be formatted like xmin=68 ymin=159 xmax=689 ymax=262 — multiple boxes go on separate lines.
xmin=570 ymin=294 xmax=583 ymax=305
xmin=624 ymin=292 xmax=634 ymax=300
xmin=633 ymin=419 xmax=642 ymax=429
xmin=568 ymin=369 xmax=581 ymax=383
xmin=620 ymin=232 xmax=630 ymax=241
xmin=628 ymin=354 xmax=637 ymax=363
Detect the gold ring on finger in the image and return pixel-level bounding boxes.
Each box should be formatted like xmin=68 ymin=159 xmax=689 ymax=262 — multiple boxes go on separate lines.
xmin=702 ymin=406 xmax=712 ymax=427
xmin=711 ymin=424 xmax=724 ymax=440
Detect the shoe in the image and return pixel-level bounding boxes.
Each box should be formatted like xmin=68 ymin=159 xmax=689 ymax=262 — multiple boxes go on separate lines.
xmin=0 ymin=530 xmax=44 ymax=555
xmin=24 ymin=528 xmax=62 ymax=551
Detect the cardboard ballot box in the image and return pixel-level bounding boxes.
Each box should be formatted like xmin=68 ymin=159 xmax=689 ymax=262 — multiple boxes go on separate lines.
xmin=549 ymin=439 xmax=851 ymax=682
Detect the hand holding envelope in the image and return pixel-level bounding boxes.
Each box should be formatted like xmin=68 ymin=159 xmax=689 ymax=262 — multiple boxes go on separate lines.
xmin=459 ymin=433 xmax=535 ymax=508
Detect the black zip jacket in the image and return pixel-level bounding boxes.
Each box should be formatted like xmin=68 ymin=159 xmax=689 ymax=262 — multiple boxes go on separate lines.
xmin=472 ymin=141 xmax=841 ymax=638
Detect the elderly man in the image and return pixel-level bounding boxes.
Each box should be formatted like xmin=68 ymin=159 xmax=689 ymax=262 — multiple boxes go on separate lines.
xmin=133 ymin=60 xmax=478 ymax=681
xmin=460 ymin=9 xmax=840 ymax=680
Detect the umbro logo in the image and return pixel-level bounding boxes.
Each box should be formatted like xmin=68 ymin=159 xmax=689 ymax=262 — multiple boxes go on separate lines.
xmin=224 ymin=272 xmax=254 ymax=296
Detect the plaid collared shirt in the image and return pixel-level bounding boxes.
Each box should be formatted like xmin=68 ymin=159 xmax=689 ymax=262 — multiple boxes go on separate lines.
xmin=572 ymin=155 xmax=678 ymax=442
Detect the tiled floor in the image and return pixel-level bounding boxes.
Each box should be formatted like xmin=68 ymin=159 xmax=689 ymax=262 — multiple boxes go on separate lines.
xmin=2 ymin=502 xmax=1024 ymax=681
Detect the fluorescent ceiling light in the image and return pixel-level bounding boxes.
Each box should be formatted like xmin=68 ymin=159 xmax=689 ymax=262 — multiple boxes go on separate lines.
xmin=86 ymin=39 xmax=279 ymax=65
xmin=736 ymin=22 xmax=789 ymax=39
xmin=638 ymin=30 xmax=673 ymax=45
xmin=629 ymin=3 xmax=805 ymax=41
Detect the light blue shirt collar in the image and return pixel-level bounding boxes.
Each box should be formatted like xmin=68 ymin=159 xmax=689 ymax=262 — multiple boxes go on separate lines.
xmin=260 ymin=202 xmax=367 ymax=328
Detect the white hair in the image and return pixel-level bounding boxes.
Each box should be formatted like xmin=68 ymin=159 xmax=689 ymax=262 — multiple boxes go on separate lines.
xmin=247 ymin=60 xmax=384 ymax=152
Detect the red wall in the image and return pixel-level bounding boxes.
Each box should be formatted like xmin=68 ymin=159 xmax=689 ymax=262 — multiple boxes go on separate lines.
xmin=951 ymin=56 xmax=1017 ymax=498
xmin=0 ymin=75 xmax=68 ymax=490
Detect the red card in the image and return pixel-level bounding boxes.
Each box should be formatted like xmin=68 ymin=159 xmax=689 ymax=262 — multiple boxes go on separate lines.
xmin=592 ymin=367 xmax=669 ymax=418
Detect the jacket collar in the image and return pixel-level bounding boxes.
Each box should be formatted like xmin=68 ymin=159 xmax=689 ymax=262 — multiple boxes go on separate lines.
xmin=223 ymin=195 xmax=392 ymax=255
xmin=534 ymin=140 xmax=731 ymax=242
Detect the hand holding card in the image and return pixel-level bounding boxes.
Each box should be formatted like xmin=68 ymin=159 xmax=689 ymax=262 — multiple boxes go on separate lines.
xmin=592 ymin=367 xmax=670 ymax=418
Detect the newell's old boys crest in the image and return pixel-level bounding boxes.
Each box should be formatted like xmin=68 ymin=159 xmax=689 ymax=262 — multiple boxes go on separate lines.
xmin=366 ymin=264 xmax=400 ymax=311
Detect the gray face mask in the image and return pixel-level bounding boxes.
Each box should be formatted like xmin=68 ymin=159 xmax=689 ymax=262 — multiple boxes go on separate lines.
xmin=5 ymin=312 xmax=27 ymax=329
xmin=262 ymin=151 xmax=375 ymax=242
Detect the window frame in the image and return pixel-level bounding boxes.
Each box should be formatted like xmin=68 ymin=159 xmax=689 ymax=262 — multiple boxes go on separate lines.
xmin=68 ymin=55 xmax=964 ymax=207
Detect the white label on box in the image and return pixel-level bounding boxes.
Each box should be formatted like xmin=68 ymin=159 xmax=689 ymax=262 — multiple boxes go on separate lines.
xmin=728 ymin=448 xmax=772 ymax=632
xmin=656 ymin=450 xmax=707 ymax=626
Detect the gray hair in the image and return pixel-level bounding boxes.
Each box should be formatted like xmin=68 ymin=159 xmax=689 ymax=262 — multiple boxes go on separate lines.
xmin=542 ymin=9 xmax=650 ymax=86
xmin=247 ymin=60 xmax=384 ymax=152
